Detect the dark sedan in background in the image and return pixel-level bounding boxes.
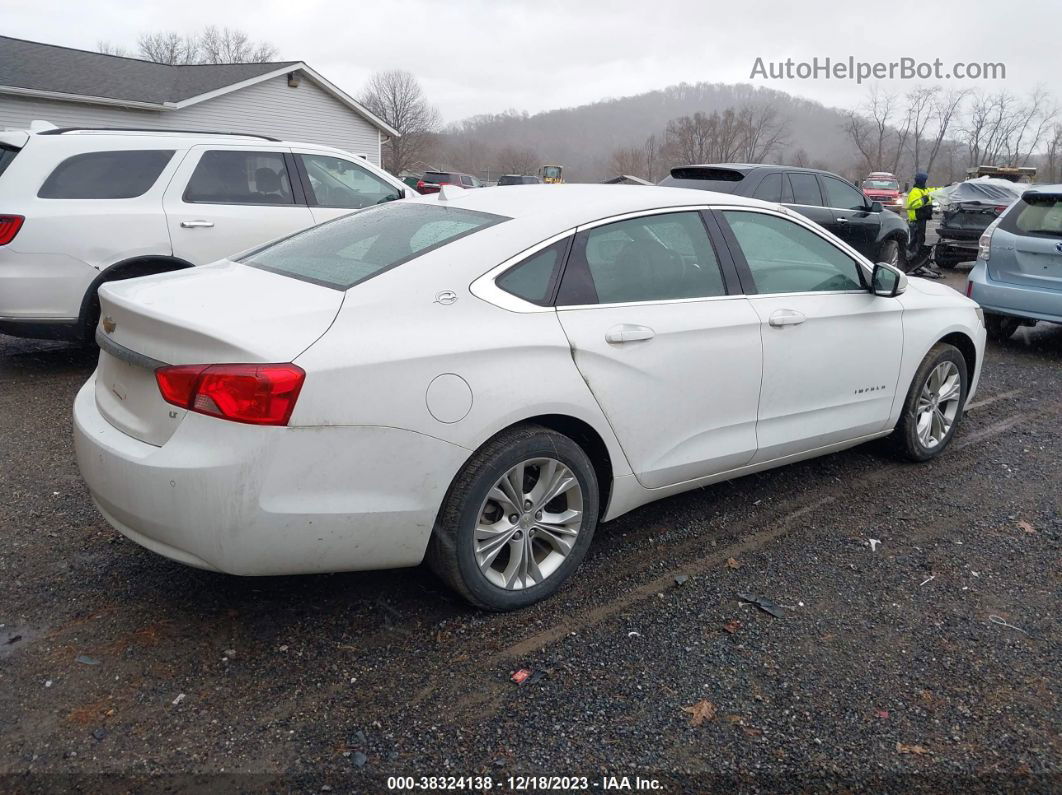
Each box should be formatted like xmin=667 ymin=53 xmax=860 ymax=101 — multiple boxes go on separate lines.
xmin=660 ymin=164 xmax=910 ymax=269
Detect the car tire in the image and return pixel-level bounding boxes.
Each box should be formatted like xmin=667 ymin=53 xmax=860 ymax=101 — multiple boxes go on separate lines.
xmin=933 ymin=246 xmax=959 ymax=269
xmin=877 ymin=238 xmax=903 ymax=270
xmin=426 ymin=424 xmax=600 ymax=611
xmin=890 ymin=343 xmax=968 ymax=462
xmin=985 ymin=313 xmax=1021 ymax=342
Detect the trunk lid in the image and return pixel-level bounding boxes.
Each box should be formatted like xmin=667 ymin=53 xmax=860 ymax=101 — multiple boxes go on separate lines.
xmin=989 ymin=233 xmax=1062 ymax=291
xmin=94 ymin=261 xmax=343 ymax=446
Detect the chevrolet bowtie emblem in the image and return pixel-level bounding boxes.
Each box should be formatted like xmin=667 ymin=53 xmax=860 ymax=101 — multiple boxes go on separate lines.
xmin=102 ymin=315 xmax=117 ymax=334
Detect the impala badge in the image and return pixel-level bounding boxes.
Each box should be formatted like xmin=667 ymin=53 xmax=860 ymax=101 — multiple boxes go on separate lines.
xmin=102 ymin=315 xmax=117 ymax=334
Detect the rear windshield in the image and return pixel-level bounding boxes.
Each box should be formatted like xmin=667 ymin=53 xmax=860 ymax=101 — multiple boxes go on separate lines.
xmin=660 ymin=167 xmax=746 ymax=193
xmin=243 ymin=202 xmax=508 ymax=290
xmin=422 ymin=172 xmax=454 ymax=184
xmin=1000 ymin=194 xmax=1062 ymax=238
xmin=0 ymin=146 xmax=18 ymax=180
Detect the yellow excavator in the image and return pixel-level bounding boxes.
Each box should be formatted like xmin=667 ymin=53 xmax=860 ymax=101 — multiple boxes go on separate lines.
xmin=539 ymin=165 xmax=564 ymax=184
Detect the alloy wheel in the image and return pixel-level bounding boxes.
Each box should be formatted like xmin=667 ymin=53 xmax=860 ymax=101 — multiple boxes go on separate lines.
xmin=915 ymin=361 xmax=962 ymax=449
xmin=474 ymin=457 xmax=583 ymax=590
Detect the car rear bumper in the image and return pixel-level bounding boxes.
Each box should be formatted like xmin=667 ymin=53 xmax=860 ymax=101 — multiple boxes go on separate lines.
xmin=73 ymin=375 xmax=471 ymax=575
xmin=967 ymin=262 xmax=1062 ymax=324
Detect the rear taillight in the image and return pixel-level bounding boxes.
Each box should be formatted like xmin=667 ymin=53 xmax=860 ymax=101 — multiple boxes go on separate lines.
xmin=977 ymin=218 xmax=1000 ymax=261
xmin=416 ymin=180 xmax=426 ymax=189
xmin=0 ymin=215 xmax=24 ymax=245
xmin=155 ymin=363 xmax=305 ymax=426
xmin=966 ymin=280 xmax=974 ymax=298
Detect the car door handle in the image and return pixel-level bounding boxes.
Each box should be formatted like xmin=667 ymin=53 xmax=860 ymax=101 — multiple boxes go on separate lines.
xmin=180 ymin=220 xmax=214 ymax=228
xmin=835 ymin=217 xmax=849 ymax=223
xmin=605 ymin=324 xmax=655 ymax=343
xmin=768 ymin=309 xmax=806 ymax=328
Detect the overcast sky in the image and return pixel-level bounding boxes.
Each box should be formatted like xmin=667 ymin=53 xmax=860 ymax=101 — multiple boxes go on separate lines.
xmin=5 ymin=0 xmax=1058 ymax=122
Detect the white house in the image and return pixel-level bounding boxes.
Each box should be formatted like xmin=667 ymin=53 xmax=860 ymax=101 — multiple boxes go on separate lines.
xmin=0 ymin=36 xmax=397 ymax=166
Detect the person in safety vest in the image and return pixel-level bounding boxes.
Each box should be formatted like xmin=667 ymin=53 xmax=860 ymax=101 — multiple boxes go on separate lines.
xmin=906 ymin=171 xmax=945 ymax=270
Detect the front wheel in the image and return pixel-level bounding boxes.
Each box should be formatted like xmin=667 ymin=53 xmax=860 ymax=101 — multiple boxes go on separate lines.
xmin=877 ymin=238 xmax=903 ymax=271
xmin=891 ymin=343 xmax=968 ymax=462
xmin=427 ymin=425 xmax=599 ymax=610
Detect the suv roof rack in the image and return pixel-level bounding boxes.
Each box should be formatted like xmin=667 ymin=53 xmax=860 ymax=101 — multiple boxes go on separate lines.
xmin=37 ymin=127 xmax=281 ymax=142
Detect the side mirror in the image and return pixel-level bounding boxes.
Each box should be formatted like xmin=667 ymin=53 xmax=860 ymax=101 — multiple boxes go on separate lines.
xmin=872 ymin=262 xmax=907 ymax=297
xmin=868 ymin=201 xmax=884 ymax=213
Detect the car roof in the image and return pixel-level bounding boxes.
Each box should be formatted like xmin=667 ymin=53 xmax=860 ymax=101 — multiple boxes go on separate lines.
xmin=676 ymin=163 xmax=829 ymax=175
xmin=410 ymin=183 xmax=773 ymax=226
xmin=20 ymin=127 xmax=356 ymax=152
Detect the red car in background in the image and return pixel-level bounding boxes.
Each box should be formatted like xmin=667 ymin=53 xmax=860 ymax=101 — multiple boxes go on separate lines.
xmin=861 ymin=172 xmax=904 ymax=213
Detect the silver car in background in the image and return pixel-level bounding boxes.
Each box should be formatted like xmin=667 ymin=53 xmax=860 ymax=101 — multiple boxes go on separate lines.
xmin=967 ymin=186 xmax=1062 ymax=340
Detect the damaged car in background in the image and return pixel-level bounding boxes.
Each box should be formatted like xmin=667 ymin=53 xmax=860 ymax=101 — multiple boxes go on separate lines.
xmin=933 ymin=177 xmax=1024 ymax=269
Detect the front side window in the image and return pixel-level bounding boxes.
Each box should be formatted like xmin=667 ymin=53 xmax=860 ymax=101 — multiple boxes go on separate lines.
xmin=557 ymin=212 xmax=726 ymax=305
xmin=722 ymin=211 xmax=864 ymax=294
xmin=822 ymin=176 xmax=868 ymax=210
xmin=788 ymin=173 xmax=822 ymax=206
xmin=299 ymin=154 xmax=400 ymax=209
xmin=243 ymin=203 xmax=507 ymax=290
xmin=38 ymin=150 xmax=174 ymax=199
xmin=184 ymin=150 xmax=294 ymax=205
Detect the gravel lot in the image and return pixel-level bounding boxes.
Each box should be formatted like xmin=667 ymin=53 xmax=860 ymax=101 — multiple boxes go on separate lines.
xmin=1 ymin=268 xmax=1059 ymax=792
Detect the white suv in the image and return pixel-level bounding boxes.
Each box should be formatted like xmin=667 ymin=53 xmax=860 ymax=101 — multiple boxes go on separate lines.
xmin=0 ymin=123 xmax=413 ymax=341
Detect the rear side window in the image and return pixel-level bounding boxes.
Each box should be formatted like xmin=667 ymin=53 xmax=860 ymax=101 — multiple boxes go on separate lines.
xmin=788 ymin=173 xmax=823 ymax=206
xmin=752 ymin=173 xmax=783 ymax=203
xmin=243 ymin=202 xmax=507 ymax=290
xmin=496 ymin=240 xmax=568 ymax=305
xmin=184 ymin=150 xmax=294 ymax=205
xmin=0 ymin=146 xmax=19 ymax=180
xmin=1000 ymin=195 xmax=1062 ymax=237
xmin=38 ymin=150 xmax=174 ymax=199
xmin=557 ymin=212 xmax=725 ymax=305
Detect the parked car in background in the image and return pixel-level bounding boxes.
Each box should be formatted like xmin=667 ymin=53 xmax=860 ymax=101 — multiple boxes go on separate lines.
xmin=660 ymin=164 xmax=910 ymax=269
xmin=416 ymin=170 xmax=482 ymax=194
xmin=0 ymin=124 xmax=412 ymax=342
xmin=73 ymin=184 xmax=983 ymax=610
xmin=861 ymin=172 xmax=904 ymax=213
xmin=933 ymin=178 xmax=1023 ymax=269
xmin=966 ymin=185 xmax=1062 ymax=340
xmin=497 ymin=174 xmax=542 ymax=185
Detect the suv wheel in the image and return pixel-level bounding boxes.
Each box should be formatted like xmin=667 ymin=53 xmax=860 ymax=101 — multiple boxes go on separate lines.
xmin=891 ymin=343 xmax=968 ymax=462
xmin=427 ymin=425 xmax=599 ymax=610
xmin=985 ymin=313 xmax=1020 ymax=342
xmin=878 ymin=238 xmax=902 ymax=269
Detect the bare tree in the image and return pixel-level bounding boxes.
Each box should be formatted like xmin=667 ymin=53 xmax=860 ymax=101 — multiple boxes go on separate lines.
xmin=736 ymin=102 xmax=790 ymax=162
xmin=843 ymin=87 xmax=909 ymax=174
xmin=959 ymin=88 xmax=1057 ymax=168
xmin=643 ymin=134 xmax=661 ymax=182
xmin=905 ymin=86 xmax=938 ymax=172
xmin=360 ymin=70 xmax=441 ymax=175
xmin=96 ymin=41 xmax=129 ymax=57
xmin=198 ymin=26 xmax=277 ymax=64
xmin=788 ymin=147 xmax=810 ymax=167
xmin=608 ymin=146 xmax=645 ymax=178
xmin=132 ymin=27 xmax=275 ymax=64
xmin=925 ymin=89 xmax=968 ymax=174
xmin=496 ymin=145 xmax=539 ymax=175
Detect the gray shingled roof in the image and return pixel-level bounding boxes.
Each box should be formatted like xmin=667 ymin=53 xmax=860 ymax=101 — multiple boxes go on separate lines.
xmin=0 ymin=36 xmax=298 ymax=104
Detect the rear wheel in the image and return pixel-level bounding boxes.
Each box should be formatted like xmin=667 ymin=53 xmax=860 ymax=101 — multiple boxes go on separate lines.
xmin=985 ymin=313 xmax=1021 ymax=342
xmin=891 ymin=344 xmax=968 ymax=462
xmin=427 ymin=425 xmax=599 ymax=610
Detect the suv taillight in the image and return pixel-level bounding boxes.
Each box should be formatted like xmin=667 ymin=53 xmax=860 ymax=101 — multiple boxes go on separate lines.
xmin=978 ymin=218 xmax=1001 ymax=261
xmin=156 ymin=363 xmax=305 ymax=426
xmin=0 ymin=215 xmax=24 ymax=245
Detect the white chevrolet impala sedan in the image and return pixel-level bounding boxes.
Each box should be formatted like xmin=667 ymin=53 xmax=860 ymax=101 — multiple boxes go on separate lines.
xmin=74 ymin=185 xmax=986 ymax=610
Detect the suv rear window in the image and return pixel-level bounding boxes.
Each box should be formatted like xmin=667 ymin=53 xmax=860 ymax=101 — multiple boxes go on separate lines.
xmin=423 ymin=172 xmax=454 ymax=184
xmin=243 ymin=203 xmax=507 ymax=290
xmin=1000 ymin=193 xmax=1062 ymax=237
xmin=38 ymin=150 xmax=174 ymax=199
